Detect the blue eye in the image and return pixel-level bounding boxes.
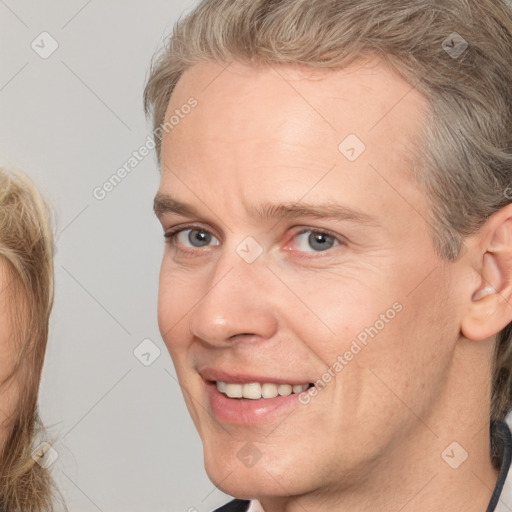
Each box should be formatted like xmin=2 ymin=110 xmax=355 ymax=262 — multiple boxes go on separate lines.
xmin=293 ymin=228 xmax=339 ymax=252
xmin=164 ymin=226 xmax=341 ymax=254
xmin=164 ymin=227 xmax=220 ymax=248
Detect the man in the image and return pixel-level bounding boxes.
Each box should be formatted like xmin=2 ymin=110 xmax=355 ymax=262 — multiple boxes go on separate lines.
xmin=144 ymin=1 xmax=512 ymax=510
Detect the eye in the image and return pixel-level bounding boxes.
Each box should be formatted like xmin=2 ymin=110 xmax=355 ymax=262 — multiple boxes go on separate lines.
xmin=290 ymin=228 xmax=341 ymax=253
xmin=163 ymin=225 xmax=342 ymax=254
xmin=164 ymin=225 xmax=220 ymax=249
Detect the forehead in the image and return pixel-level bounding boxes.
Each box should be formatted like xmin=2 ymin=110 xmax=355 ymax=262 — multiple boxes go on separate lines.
xmin=162 ymin=58 xmax=427 ymax=171
xmin=159 ymin=59 xmax=430 ymax=228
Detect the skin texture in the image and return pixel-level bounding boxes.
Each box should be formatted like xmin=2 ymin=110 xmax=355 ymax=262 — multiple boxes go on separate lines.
xmin=155 ymin=59 xmax=509 ymax=512
xmin=0 ymin=263 xmax=21 ymax=449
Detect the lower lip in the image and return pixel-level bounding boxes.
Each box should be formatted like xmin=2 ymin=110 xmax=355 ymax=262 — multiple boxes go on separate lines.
xmin=204 ymin=379 xmax=310 ymax=425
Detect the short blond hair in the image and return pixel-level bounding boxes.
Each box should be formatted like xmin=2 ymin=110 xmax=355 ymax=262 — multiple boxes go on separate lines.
xmin=0 ymin=167 xmax=58 ymax=511
xmin=144 ymin=0 xmax=512 ymax=420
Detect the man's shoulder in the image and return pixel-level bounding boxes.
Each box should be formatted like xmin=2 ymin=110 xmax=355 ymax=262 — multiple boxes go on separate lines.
xmin=212 ymin=498 xmax=251 ymax=512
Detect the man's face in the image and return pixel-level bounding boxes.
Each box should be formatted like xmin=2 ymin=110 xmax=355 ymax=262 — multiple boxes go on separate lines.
xmin=156 ymin=60 xmax=467 ymax=498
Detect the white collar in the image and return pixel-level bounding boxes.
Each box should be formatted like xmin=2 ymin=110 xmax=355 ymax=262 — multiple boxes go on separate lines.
xmin=247 ymin=499 xmax=265 ymax=512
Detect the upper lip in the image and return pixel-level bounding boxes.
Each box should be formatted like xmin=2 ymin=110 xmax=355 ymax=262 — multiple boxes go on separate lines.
xmin=199 ymin=367 xmax=313 ymax=386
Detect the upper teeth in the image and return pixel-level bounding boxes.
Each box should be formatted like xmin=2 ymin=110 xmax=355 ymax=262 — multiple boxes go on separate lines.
xmin=216 ymin=381 xmax=310 ymax=399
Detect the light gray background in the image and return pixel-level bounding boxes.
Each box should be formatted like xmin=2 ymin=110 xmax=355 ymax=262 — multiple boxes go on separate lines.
xmin=0 ymin=1 xmax=231 ymax=511
xmin=1 ymin=2 xmax=512 ymax=511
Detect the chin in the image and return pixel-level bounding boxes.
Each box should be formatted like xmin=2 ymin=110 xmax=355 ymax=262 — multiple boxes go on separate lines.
xmin=203 ymin=451 xmax=311 ymax=500
xmin=207 ymin=472 xmax=290 ymax=501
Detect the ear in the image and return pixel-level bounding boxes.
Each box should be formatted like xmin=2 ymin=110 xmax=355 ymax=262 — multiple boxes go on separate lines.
xmin=461 ymin=204 xmax=512 ymax=342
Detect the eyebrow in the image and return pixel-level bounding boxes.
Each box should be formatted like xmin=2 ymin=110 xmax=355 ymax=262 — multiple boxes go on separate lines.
xmin=153 ymin=193 xmax=379 ymax=226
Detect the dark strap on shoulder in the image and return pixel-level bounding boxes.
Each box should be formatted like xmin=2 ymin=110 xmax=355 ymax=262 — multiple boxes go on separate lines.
xmin=213 ymin=498 xmax=251 ymax=512
xmin=487 ymin=420 xmax=512 ymax=512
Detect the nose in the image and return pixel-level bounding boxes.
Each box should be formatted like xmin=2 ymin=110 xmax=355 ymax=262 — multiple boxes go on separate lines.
xmin=188 ymin=248 xmax=279 ymax=347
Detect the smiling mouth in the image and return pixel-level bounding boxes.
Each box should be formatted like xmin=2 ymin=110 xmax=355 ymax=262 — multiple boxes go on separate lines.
xmin=215 ymin=381 xmax=315 ymax=399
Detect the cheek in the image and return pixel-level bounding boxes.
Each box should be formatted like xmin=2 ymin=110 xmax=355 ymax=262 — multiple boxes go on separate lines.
xmin=277 ymin=266 xmax=404 ymax=362
xmin=0 ymin=377 xmax=21 ymax=450
xmin=157 ymin=265 xmax=191 ymax=354
xmin=291 ymin=255 xmax=457 ymax=403
xmin=356 ymin=267 xmax=459 ymax=417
